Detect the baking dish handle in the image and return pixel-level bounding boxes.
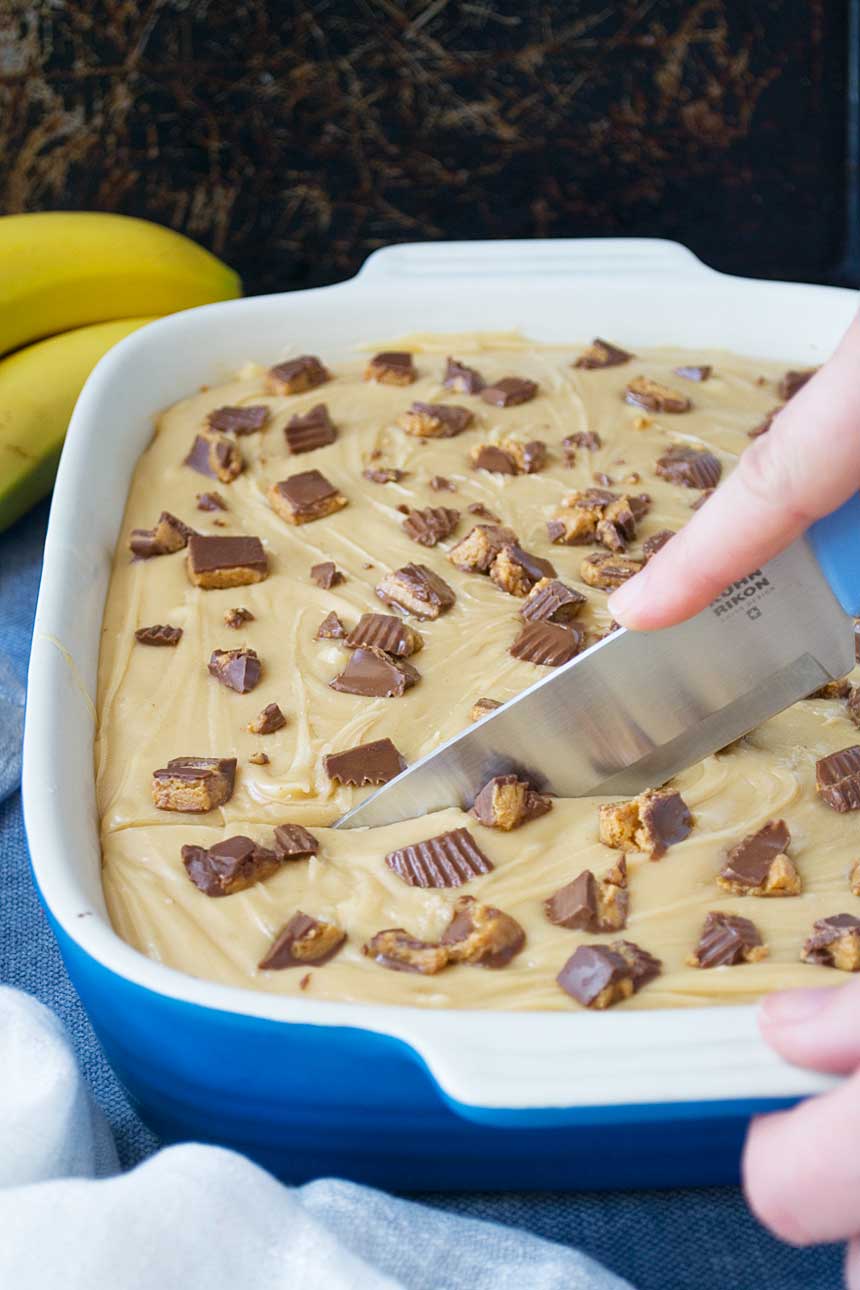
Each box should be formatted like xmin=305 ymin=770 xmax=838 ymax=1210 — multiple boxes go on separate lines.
xmin=356 ymin=237 xmax=719 ymax=283
xmin=808 ymin=491 xmax=860 ymax=615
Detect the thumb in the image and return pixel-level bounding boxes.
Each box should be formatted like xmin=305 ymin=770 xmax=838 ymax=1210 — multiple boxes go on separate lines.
xmin=758 ymin=978 xmax=860 ymax=1075
xmin=609 ymin=312 xmax=860 ymax=630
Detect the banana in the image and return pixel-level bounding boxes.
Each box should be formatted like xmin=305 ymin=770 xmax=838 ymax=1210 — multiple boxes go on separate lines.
xmin=0 ymin=212 xmax=241 ymax=357
xmin=0 ymin=317 xmax=157 ymax=533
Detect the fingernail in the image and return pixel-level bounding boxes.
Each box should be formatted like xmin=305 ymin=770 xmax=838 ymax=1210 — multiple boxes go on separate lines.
xmin=607 ymin=572 xmax=649 ymax=625
xmin=760 ymin=987 xmax=834 ymax=1025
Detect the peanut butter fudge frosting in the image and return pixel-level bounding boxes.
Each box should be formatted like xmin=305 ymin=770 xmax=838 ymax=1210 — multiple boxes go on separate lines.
xmin=96 ymin=335 xmax=860 ymax=1009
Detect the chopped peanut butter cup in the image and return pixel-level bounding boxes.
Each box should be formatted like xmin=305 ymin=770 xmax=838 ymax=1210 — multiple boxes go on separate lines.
xmin=184 ymin=431 xmax=243 ymax=483
xmin=398 ymin=402 xmax=473 ymax=438
xmin=441 ymin=896 xmax=526 ymax=968
xmin=224 ymin=606 xmax=254 ymax=628
xmin=324 ymin=737 xmax=407 ymax=786
xmin=449 ymin=524 xmax=519 ymax=573
xmin=557 ymin=940 xmax=661 ymax=1009
xmin=248 ymin=702 xmax=286 ymax=735
xmin=443 ymin=356 xmax=484 ymax=393
xmin=269 ymin=469 xmax=347 ymax=525
xmin=510 ymin=620 xmax=583 ymax=667
xmin=480 ymin=377 xmax=537 ymax=407
xmin=562 ymin=431 xmax=602 ymax=463
xmin=545 ymin=858 xmax=628 ymax=933
xmin=363 ymin=929 xmax=450 ymax=974
xmin=385 ymin=827 xmax=493 ymax=888
xmin=472 ymin=774 xmax=552 ymax=831
xmin=272 ymin=824 xmax=319 ymax=859
xmin=365 ymin=351 xmax=416 ymax=385
xmin=259 ymin=913 xmax=345 ymax=970
xmin=208 ymin=647 xmax=261 ymax=694
xmin=152 ymin=756 xmax=236 ymax=813
xmin=187 ymin=534 xmax=268 ymax=589
xmin=674 ymin=364 xmax=711 ymax=382
xmin=687 ymin=912 xmax=768 ymax=968
xmin=310 ymin=561 xmax=344 ymax=589
xmin=470 ymin=697 xmax=502 ymax=722
xmin=779 ymin=369 xmax=816 ymax=401
xmin=580 ymin=551 xmax=644 ymax=590
xmin=376 ymin=563 xmax=456 ymax=619
xmin=656 ymin=444 xmax=722 ymax=489
xmin=363 ymin=466 xmax=406 ymax=484
xmin=401 ymin=506 xmax=460 ymax=547
xmin=345 ymin=613 xmax=423 ymax=657
xmin=285 ymin=404 xmax=337 ymax=453
xmin=717 ymin=819 xmax=801 ymax=896
xmin=315 ymin=610 xmax=346 ymax=640
xmin=129 ymin=511 xmax=193 ymax=559
xmin=574 ymin=338 xmax=633 ymax=370
xmin=134 ymin=624 xmax=182 ymax=647
xmin=266 ymin=355 xmax=330 ymax=395
xmin=330 ymin=646 xmax=420 ymax=698
xmin=624 ymin=375 xmax=691 ymax=413
xmin=208 ymin=404 xmax=270 ymax=435
xmin=521 ymin=578 xmax=586 ymax=624
xmin=816 ymin=746 xmax=860 ymax=812
xmin=196 ymin=491 xmax=227 ymax=511
xmin=599 ymin=788 xmax=692 ymax=860
xmin=490 ymin=545 xmax=556 ymax=597
xmin=642 ymin=529 xmax=676 ymax=560
xmin=801 ymin=914 xmax=860 ymax=971
xmin=183 ymin=834 xmax=279 ymax=897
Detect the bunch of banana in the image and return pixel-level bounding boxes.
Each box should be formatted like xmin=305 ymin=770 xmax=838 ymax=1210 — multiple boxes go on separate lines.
xmin=0 ymin=212 xmax=241 ymax=532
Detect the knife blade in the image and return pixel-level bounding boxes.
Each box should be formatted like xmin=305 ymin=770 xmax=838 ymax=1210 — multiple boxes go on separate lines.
xmin=336 ymin=520 xmax=857 ymax=831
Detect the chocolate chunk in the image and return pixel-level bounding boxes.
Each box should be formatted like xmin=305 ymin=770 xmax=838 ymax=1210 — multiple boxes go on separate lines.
xmin=196 ymin=491 xmax=227 ymax=511
xmin=562 ymin=431 xmax=602 ymax=464
xmin=266 ymin=355 xmax=330 ymax=395
xmin=430 ymin=475 xmax=456 ymax=491
xmin=272 ymin=824 xmax=319 ymax=859
xmin=134 ymin=624 xmax=183 ymax=647
xmin=749 ymin=409 xmax=778 ymax=439
xmin=330 ymin=646 xmax=420 ymax=698
xmin=363 ymin=466 xmax=406 ymax=484
xmin=364 ymin=929 xmax=450 ymax=974
xmin=376 ymin=563 xmax=456 ymax=619
xmin=688 ymin=912 xmax=767 ymax=968
xmin=574 ymin=338 xmax=633 ymax=370
xmin=779 ymin=369 xmax=816 ymax=401
xmin=470 ymin=444 xmax=518 ymax=474
xmin=385 ymin=827 xmax=494 ymax=888
xmin=471 ymin=774 xmax=552 ymax=831
xmin=480 ymin=377 xmax=538 ymax=407
xmin=310 ymin=560 xmax=344 ymax=589
xmin=656 ymin=445 xmax=722 ymax=490
xmin=269 ymin=470 xmax=347 ymax=525
xmin=324 ymin=737 xmax=407 ymax=786
xmin=444 ymin=356 xmax=484 ymax=394
xmin=557 ymin=940 xmax=661 ymax=1009
xmin=285 ymin=403 xmax=337 ymax=453
xmin=208 ymin=647 xmax=262 ymax=694
xmin=224 ymin=606 xmax=254 ymax=628
xmin=816 ymin=746 xmax=860 ymax=812
xmin=259 ymin=912 xmax=345 ymax=969
xmin=398 ymin=402 xmax=474 ymax=438
xmin=315 ymin=610 xmax=347 ymax=640
xmin=441 ymin=896 xmax=526 ymax=968
xmin=448 ymin=524 xmax=518 ymax=573
xmin=510 ymin=620 xmax=583 ymax=667
xmin=717 ymin=819 xmax=801 ymax=896
xmin=402 ymin=506 xmax=461 ymax=547
xmin=545 ymin=859 xmax=628 ymax=933
xmin=208 ymin=404 xmax=270 ymax=435
xmin=152 ymin=756 xmax=236 ymax=813
xmin=599 ymin=788 xmax=692 ymax=860
xmin=625 ymin=376 xmax=691 ymax=414
xmin=248 ymin=702 xmax=286 ymax=735
xmin=580 ymin=551 xmax=644 ymax=590
xmin=187 ymin=534 xmax=268 ymax=589
xmin=674 ymin=365 xmax=711 ymax=382
xmin=130 ymin=511 xmax=194 ymax=559
xmin=490 ymin=544 xmax=557 ymax=596
xmin=467 ymin=502 xmax=500 ymax=521
xmin=801 ymin=913 xmax=860 ymax=970
xmin=345 ymin=613 xmax=423 ymax=657
xmin=365 ymin=351 xmax=416 ymax=385
xmin=184 ymin=431 xmax=243 ymax=483
xmin=182 ymin=834 xmax=279 ymax=897
xmin=249 ymin=751 xmax=269 ymax=765
xmin=642 ymin=529 xmax=676 ymax=560
xmin=470 ymin=697 xmax=501 ymax=722
xmin=520 ymin=577 xmax=586 ymax=624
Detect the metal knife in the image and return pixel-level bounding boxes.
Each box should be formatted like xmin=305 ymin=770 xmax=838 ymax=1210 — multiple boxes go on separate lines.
xmin=336 ymin=494 xmax=860 ymax=830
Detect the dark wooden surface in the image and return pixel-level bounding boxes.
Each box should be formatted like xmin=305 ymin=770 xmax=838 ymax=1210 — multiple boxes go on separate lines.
xmin=0 ymin=1 xmax=852 ymax=292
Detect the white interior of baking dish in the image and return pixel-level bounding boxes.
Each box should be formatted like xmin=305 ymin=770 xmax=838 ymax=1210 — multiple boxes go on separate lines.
xmin=22 ymin=239 xmax=858 ymax=1111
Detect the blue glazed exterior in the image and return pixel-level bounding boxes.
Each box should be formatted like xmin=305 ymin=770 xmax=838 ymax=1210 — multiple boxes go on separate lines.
xmin=48 ymin=915 xmax=795 ymax=1190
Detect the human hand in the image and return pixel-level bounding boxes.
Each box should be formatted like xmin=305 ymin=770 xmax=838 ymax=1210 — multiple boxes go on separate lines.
xmin=608 ymin=315 xmax=860 ymax=629
xmin=743 ymin=980 xmax=860 ymax=1285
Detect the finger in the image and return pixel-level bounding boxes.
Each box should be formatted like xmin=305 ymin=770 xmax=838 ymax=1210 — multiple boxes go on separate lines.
xmin=848 ymin=1238 xmax=860 ymax=1290
xmin=744 ymin=1068 xmax=860 ymax=1245
xmin=609 ymin=313 xmax=860 ymax=630
xmin=759 ymin=979 xmax=860 ymax=1075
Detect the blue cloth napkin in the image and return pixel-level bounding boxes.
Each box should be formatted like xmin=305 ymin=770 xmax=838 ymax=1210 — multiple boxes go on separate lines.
xmin=0 ymin=502 xmax=842 ymax=1289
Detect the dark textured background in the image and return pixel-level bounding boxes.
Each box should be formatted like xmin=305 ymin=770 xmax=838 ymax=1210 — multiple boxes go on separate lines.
xmin=1 ymin=0 xmax=855 ymax=292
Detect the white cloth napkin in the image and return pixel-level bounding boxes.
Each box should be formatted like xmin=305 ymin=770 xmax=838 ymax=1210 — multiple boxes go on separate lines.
xmin=0 ymin=987 xmax=633 ymax=1290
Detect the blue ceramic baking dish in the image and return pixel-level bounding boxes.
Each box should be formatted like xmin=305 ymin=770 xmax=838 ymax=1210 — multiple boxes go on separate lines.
xmin=23 ymin=239 xmax=850 ymax=1188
